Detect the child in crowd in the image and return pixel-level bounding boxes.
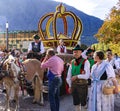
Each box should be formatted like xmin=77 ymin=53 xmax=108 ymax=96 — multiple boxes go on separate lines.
xmin=57 ymin=39 xmax=67 ymax=54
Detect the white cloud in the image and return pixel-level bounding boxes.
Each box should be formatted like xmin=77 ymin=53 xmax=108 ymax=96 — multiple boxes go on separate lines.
xmin=53 ymin=0 xmax=118 ymax=20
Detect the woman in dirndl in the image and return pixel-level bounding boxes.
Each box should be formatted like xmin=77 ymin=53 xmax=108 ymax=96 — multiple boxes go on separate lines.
xmin=88 ymin=51 xmax=119 ymax=111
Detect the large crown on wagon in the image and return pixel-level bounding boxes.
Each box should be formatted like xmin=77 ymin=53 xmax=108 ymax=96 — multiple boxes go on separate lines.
xmin=38 ymin=3 xmax=83 ymax=49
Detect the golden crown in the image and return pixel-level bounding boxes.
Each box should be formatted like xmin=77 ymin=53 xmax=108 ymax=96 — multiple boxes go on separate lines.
xmin=38 ymin=3 xmax=83 ymax=48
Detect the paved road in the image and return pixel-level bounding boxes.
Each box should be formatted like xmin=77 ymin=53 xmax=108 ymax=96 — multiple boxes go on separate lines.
xmin=18 ymin=94 xmax=75 ymax=111
xmin=0 ymin=91 xmax=75 ymax=111
xmin=0 ymin=91 xmax=120 ymax=111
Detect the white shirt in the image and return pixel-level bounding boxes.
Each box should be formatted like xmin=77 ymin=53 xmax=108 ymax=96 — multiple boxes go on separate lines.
xmin=66 ymin=59 xmax=90 ymax=87
xmin=105 ymin=58 xmax=120 ymax=70
xmin=57 ymin=45 xmax=67 ymax=54
xmin=91 ymin=60 xmax=115 ymax=79
xmin=115 ymin=57 xmax=120 ymax=67
xmin=28 ymin=41 xmax=45 ymax=54
xmin=81 ymin=49 xmax=88 ymax=59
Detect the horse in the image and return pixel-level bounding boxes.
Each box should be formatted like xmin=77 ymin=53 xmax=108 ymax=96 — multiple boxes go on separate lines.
xmin=0 ymin=56 xmax=20 ymax=111
xmin=7 ymin=56 xmax=45 ymax=105
xmin=1 ymin=54 xmax=45 ymax=106
xmin=22 ymin=59 xmax=44 ymax=105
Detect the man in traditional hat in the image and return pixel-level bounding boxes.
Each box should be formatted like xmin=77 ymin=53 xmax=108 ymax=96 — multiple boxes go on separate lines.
xmin=27 ymin=34 xmax=45 ymax=60
xmin=66 ymin=44 xmax=90 ymax=111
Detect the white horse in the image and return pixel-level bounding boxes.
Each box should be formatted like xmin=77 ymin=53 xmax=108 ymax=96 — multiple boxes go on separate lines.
xmin=0 ymin=55 xmax=20 ymax=111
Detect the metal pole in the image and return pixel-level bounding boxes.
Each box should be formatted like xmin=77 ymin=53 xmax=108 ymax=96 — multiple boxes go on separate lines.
xmin=6 ymin=22 xmax=9 ymax=50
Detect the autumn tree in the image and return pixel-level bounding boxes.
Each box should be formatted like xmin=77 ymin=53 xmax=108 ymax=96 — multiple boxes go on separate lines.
xmin=95 ymin=0 xmax=120 ymax=44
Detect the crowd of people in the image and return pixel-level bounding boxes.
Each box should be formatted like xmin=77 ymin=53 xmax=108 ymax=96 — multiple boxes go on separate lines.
xmin=0 ymin=34 xmax=120 ymax=111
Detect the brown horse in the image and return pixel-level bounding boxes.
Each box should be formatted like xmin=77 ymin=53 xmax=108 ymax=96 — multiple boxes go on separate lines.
xmin=7 ymin=57 xmax=44 ymax=104
xmin=0 ymin=55 xmax=44 ymax=110
xmin=22 ymin=59 xmax=44 ymax=105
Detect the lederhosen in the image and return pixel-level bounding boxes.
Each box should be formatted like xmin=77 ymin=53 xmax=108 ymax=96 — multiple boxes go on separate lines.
xmin=27 ymin=42 xmax=41 ymax=60
xmin=71 ymin=57 xmax=88 ymax=106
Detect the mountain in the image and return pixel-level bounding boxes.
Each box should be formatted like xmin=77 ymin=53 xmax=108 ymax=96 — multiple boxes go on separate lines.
xmin=0 ymin=0 xmax=103 ymax=45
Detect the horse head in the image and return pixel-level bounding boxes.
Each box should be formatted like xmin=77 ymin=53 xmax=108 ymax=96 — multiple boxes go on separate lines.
xmin=0 ymin=60 xmax=10 ymax=79
xmin=2 ymin=55 xmax=21 ymax=83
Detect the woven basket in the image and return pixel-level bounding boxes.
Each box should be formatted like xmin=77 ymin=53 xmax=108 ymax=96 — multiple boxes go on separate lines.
xmin=102 ymin=86 xmax=115 ymax=95
xmin=103 ymin=85 xmax=120 ymax=95
xmin=102 ymin=78 xmax=120 ymax=95
xmin=116 ymin=75 xmax=120 ymax=84
xmin=102 ymin=85 xmax=120 ymax=95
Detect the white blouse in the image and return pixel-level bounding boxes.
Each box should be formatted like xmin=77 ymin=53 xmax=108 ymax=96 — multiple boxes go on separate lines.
xmin=91 ymin=60 xmax=115 ymax=79
xmin=105 ymin=58 xmax=120 ymax=70
xmin=57 ymin=45 xmax=67 ymax=54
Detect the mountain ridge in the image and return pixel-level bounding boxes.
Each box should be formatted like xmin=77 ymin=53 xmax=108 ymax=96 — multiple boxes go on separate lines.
xmin=0 ymin=0 xmax=103 ymax=45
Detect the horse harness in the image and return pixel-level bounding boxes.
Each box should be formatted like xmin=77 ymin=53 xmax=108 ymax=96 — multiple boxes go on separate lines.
xmin=11 ymin=60 xmax=33 ymax=90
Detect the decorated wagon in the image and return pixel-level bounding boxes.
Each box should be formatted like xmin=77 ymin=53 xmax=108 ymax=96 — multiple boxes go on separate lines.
xmin=37 ymin=3 xmax=83 ymax=95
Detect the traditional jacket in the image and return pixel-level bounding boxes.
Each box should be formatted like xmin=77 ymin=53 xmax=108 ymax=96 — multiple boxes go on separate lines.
xmin=71 ymin=58 xmax=86 ymax=76
xmin=28 ymin=41 xmax=45 ymax=54
xmin=31 ymin=41 xmax=41 ymax=52
xmin=66 ymin=56 xmax=90 ymax=87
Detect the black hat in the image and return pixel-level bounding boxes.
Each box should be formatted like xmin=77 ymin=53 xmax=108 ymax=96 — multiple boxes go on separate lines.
xmin=73 ymin=44 xmax=83 ymax=52
xmin=86 ymin=49 xmax=95 ymax=55
xmin=33 ymin=34 xmax=40 ymax=39
xmin=106 ymin=49 xmax=112 ymax=52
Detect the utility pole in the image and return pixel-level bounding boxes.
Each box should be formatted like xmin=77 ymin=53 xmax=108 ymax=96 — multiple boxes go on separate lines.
xmin=6 ymin=21 xmax=9 ymax=50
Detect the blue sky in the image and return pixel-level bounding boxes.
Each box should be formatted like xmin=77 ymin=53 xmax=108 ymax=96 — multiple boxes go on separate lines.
xmin=53 ymin=0 xmax=118 ymax=20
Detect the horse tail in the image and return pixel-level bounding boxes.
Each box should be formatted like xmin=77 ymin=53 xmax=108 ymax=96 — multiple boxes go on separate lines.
xmin=33 ymin=74 xmax=41 ymax=102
